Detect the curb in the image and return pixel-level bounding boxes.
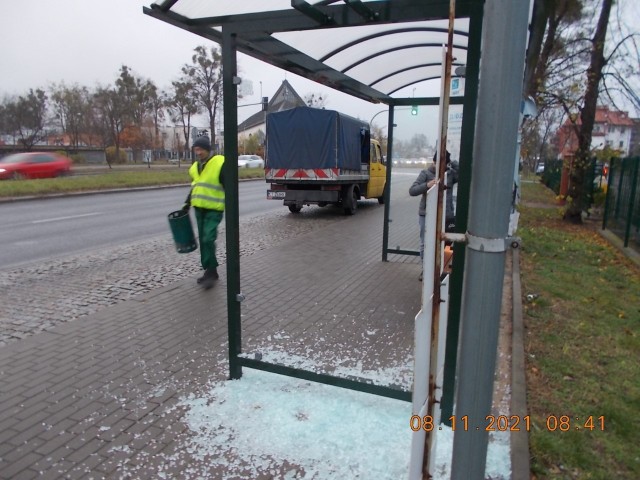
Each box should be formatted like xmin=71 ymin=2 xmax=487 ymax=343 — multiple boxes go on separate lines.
xmin=598 ymin=228 xmax=640 ymax=269
xmin=0 ymin=183 xmax=191 ymax=203
xmin=510 ymin=247 xmax=531 ymax=480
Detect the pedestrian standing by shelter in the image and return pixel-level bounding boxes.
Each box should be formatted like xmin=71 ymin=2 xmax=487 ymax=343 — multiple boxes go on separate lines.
xmin=182 ymin=136 xmax=225 ymax=289
xmin=409 ymin=150 xmax=457 ymax=281
xmin=443 ymin=152 xmax=459 ymax=233
xmin=409 ymin=159 xmax=437 ymax=281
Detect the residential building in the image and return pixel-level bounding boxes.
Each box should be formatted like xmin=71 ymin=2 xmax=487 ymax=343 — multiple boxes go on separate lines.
xmin=237 ymin=79 xmax=307 ymax=143
xmin=556 ymin=105 xmax=635 ymax=158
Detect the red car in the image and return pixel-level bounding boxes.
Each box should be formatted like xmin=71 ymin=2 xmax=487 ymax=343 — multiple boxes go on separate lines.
xmin=0 ymin=152 xmax=73 ymax=180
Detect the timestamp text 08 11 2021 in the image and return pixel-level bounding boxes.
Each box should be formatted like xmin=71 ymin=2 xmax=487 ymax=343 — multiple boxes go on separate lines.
xmin=409 ymin=415 xmax=605 ymax=432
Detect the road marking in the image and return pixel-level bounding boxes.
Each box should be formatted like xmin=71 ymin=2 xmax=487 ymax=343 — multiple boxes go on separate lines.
xmin=31 ymin=212 xmax=104 ymax=224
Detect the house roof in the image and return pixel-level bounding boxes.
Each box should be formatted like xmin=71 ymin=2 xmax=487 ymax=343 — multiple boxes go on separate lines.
xmin=143 ymin=0 xmax=477 ymax=105
xmin=238 ymin=80 xmax=306 ymax=131
xmin=560 ymin=106 xmax=636 ymax=130
xmin=594 ymin=106 xmax=634 ymax=126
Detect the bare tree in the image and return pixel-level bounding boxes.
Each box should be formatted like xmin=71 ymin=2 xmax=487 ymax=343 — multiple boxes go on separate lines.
xmin=522 ymin=0 xmax=636 ymax=221
xmin=93 ymin=86 xmax=126 ymax=167
xmin=166 ymin=79 xmax=200 ymax=160
xmin=599 ymin=0 xmax=640 ymax=112
xmin=115 ymin=65 xmax=159 ymax=159
xmin=564 ymin=0 xmax=614 ymax=222
xmin=3 ymin=89 xmax=49 ymax=150
xmin=182 ymin=46 xmax=223 ymax=148
xmin=116 ymin=65 xmax=155 ymax=126
xmin=50 ymin=83 xmax=92 ymax=148
xmin=525 ymin=0 xmax=584 ymax=100
xmin=370 ymin=124 xmax=388 ymax=155
xmin=149 ymin=85 xmax=166 ymax=150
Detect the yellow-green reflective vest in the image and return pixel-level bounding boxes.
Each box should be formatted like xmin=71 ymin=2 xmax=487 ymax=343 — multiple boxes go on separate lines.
xmin=189 ymin=155 xmax=225 ymax=211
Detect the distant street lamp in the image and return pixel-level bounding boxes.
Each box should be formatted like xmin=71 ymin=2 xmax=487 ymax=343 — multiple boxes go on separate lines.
xmin=370 ymin=109 xmax=389 ymax=126
xmin=370 ymin=107 xmax=412 ymax=127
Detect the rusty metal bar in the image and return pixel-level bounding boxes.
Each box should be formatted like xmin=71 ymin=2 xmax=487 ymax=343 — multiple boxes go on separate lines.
xmin=423 ymin=0 xmax=456 ymax=476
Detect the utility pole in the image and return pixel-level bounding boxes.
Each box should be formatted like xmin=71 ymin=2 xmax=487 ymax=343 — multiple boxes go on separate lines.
xmin=450 ymin=0 xmax=530 ymax=478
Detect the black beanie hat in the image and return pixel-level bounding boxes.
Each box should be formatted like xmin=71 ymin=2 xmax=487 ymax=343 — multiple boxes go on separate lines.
xmin=433 ymin=150 xmax=451 ymax=164
xmin=192 ymin=136 xmax=211 ymax=151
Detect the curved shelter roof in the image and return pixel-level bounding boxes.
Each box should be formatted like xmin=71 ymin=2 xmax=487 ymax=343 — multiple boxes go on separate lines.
xmin=144 ymin=0 xmax=481 ymax=104
xmin=142 ymin=0 xmax=491 ymax=425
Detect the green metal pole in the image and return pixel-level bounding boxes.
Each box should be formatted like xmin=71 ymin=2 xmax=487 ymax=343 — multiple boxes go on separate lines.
xmin=623 ymin=158 xmax=639 ymax=248
xmin=382 ymin=105 xmax=395 ymax=262
xmin=222 ymin=29 xmax=243 ymax=380
xmin=614 ymin=158 xmax=626 ymax=220
xmin=440 ymin=0 xmax=484 ymax=425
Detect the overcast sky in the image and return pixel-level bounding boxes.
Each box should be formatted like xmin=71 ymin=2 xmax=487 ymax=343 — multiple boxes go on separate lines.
xmin=0 ymin=0 xmax=445 ymax=142
xmin=3 ymin=1 xmax=634 ymax=146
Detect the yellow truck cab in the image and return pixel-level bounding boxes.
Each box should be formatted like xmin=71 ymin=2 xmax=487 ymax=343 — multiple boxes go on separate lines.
xmin=366 ymin=139 xmax=386 ymax=200
xmin=265 ymin=106 xmax=387 ymax=215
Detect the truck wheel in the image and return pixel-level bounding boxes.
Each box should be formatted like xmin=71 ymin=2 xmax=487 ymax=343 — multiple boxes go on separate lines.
xmin=288 ymin=205 xmax=302 ymax=213
xmin=343 ymin=185 xmax=357 ymax=215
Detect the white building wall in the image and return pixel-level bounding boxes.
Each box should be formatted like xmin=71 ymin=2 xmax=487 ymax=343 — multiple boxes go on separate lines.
xmin=590 ymin=124 xmax=632 ymax=156
xmin=605 ymin=126 xmax=632 ymax=155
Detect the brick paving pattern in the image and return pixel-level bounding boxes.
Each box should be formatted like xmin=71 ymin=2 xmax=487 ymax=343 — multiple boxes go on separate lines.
xmin=0 ymin=199 xmax=423 ymax=478
xmin=0 ymin=208 xmax=372 ymax=346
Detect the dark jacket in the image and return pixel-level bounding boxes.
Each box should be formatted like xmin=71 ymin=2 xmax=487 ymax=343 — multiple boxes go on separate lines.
xmin=409 ymin=167 xmax=436 ymax=216
xmin=409 ymin=162 xmax=458 ymax=218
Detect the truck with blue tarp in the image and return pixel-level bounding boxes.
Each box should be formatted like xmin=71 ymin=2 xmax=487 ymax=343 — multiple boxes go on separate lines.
xmin=265 ymin=106 xmax=387 ymax=215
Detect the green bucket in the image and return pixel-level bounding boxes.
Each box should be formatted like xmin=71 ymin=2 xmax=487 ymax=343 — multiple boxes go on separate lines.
xmin=168 ymin=210 xmax=197 ymax=253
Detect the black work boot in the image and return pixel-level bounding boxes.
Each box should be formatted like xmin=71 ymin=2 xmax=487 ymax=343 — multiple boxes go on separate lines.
xmin=197 ymin=268 xmax=219 ymax=284
xmin=200 ymin=268 xmax=219 ymax=289
xmin=209 ymin=267 xmax=219 ymax=280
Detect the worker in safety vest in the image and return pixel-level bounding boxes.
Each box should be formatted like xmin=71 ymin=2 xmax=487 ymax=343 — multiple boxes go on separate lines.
xmin=182 ymin=136 xmax=225 ymax=289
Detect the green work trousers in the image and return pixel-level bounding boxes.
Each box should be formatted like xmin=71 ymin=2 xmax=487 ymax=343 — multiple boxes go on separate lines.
xmin=194 ymin=208 xmax=223 ymax=270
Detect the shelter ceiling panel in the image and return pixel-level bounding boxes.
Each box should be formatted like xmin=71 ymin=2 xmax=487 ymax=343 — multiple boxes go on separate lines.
xmin=161 ymin=0 xmax=297 ymax=18
xmin=340 ymin=46 xmax=466 ymax=88
xmin=374 ymin=69 xmax=456 ymax=95
xmin=273 ymin=19 xmax=468 ymax=64
xmin=147 ymin=0 xmax=477 ymax=101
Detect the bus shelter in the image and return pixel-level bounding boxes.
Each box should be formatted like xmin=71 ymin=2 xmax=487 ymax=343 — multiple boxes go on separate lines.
xmin=145 ymin=1 xmax=530 ymax=477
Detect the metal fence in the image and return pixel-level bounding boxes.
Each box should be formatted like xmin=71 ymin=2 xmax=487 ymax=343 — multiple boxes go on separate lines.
xmin=540 ymin=158 xmax=563 ymax=195
xmin=603 ymin=157 xmax=640 ymax=249
xmin=540 ymin=157 xmax=603 ymax=207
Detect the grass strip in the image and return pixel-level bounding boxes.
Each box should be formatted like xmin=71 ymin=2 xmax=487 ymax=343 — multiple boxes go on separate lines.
xmin=519 ymin=180 xmax=640 ymax=479
xmin=0 ymin=167 xmax=265 ymax=198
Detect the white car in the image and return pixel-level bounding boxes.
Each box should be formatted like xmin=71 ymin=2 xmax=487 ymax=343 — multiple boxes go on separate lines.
xmin=238 ymin=154 xmax=264 ymax=168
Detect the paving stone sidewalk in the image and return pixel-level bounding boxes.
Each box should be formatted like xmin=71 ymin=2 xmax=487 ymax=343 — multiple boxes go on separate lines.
xmin=0 ymin=191 xmax=526 ymax=479
xmin=0 ymin=201 xmax=427 ymax=479
xmin=0 ymin=208 xmax=352 ymax=347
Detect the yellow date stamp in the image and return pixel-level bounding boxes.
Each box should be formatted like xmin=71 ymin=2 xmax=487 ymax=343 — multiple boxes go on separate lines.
xmin=410 ymin=415 xmax=605 ymax=432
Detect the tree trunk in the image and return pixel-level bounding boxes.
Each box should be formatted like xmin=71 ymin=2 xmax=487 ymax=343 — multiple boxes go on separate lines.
xmin=564 ymin=0 xmax=613 ymax=223
xmin=524 ymin=0 xmax=550 ymax=98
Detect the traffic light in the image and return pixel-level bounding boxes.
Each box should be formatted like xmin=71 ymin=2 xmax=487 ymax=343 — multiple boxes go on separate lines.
xmin=411 ymin=105 xmax=418 ymax=116
xmin=262 ymin=96 xmax=269 ymax=111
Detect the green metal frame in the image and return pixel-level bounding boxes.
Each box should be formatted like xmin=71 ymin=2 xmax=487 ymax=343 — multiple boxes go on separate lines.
xmin=440 ymin=0 xmax=485 ymax=423
xmin=144 ymin=0 xmax=486 ymax=405
xmin=604 ymin=157 xmax=640 ymax=249
xmin=382 ymin=95 xmax=466 ymax=260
